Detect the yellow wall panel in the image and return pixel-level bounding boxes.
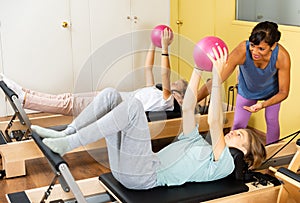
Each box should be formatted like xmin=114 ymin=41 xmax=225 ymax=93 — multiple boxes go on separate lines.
xmin=171 ymin=0 xmax=300 ymax=137
xmin=215 ymin=0 xmax=300 ymax=137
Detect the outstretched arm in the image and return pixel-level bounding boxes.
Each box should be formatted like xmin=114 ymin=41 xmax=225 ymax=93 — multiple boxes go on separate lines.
xmin=207 ymin=47 xmax=228 ymax=161
xmin=182 ymin=68 xmax=202 ymax=135
xmin=144 ymin=43 xmax=156 ymax=87
xmin=161 ymin=28 xmax=173 ymax=100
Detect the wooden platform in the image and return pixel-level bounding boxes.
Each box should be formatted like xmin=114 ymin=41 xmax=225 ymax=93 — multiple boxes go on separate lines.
xmin=17 ymin=141 xmax=300 ymax=203
xmin=7 ymin=169 xmax=281 ymax=203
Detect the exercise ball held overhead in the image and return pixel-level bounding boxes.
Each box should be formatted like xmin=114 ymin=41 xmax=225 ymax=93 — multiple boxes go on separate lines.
xmin=193 ymin=36 xmax=228 ymax=71
xmin=151 ymin=25 xmax=173 ymax=48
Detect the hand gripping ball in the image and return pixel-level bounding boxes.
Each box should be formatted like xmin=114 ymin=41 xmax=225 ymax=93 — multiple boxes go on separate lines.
xmin=151 ymin=25 xmax=173 ymax=48
xmin=193 ymin=36 xmax=228 ymax=71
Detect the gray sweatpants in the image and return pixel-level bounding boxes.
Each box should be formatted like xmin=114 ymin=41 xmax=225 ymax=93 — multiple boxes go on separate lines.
xmin=66 ymin=88 xmax=159 ymax=189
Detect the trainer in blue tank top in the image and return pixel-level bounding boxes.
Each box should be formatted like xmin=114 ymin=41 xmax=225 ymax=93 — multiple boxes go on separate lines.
xmin=155 ymin=125 xmax=234 ymax=186
xmin=238 ymin=41 xmax=279 ymax=100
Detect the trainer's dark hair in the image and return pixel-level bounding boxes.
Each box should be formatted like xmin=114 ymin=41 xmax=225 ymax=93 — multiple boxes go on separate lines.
xmin=249 ymin=21 xmax=281 ymax=46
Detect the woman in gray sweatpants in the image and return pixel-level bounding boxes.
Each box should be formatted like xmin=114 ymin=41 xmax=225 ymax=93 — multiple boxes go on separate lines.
xmin=33 ymin=87 xmax=160 ymax=189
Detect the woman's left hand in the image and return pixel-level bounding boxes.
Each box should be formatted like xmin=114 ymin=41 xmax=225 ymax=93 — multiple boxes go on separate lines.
xmin=243 ymin=102 xmax=263 ymax=113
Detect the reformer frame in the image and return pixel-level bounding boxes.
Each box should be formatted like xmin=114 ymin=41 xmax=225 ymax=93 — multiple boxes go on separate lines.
xmin=7 ymin=138 xmax=300 ymax=203
xmin=0 ymin=80 xmax=236 ymax=178
xmin=0 ymin=78 xmax=297 ymax=180
xmin=0 ymin=109 xmax=235 ymax=178
xmin=6 ymin=131 xmax=114 ymax=203
xmin=2 ymin=80 xmax=299 ymax=202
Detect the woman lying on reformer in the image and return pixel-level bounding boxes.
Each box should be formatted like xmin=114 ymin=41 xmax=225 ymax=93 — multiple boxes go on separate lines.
xmin=0 ymin=29 xmax=188 ymax=116
xmin=30 ymin=46 xmax=266 ymax=189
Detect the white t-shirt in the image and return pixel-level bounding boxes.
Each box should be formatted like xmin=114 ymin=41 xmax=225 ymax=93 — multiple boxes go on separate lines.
xmin=120 ymin=86 xmax=174 ymax=111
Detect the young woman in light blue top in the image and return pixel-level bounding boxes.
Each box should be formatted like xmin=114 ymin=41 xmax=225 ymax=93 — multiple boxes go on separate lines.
xmin=31 ymin=46 xmax=266 ymax=189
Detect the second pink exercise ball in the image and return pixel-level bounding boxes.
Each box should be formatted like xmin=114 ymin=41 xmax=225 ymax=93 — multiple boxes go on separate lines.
xmin=193 ymin=36 xmax=228 ymax=71
xmin=151 ymin=25 xmax=173 ymax=48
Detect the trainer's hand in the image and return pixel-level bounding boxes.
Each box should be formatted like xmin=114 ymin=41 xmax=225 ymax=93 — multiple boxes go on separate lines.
xmin=243 ymin=102 xmax=263 ymax=113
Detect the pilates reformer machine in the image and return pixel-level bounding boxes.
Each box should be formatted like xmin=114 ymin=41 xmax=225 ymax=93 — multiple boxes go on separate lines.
xmin=6 ymin=129 xmax=300 ymax=202
xmin=0 ymin=81 xmax=73 ymax=178
xmin=0 ymin=80 xmax=236 ymax=179
xmin=1 ymin=81 xmax=300 ymax=202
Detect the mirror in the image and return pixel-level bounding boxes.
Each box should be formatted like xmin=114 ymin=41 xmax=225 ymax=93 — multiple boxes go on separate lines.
xmin=236 ymin=0 xmax=300 ymax=27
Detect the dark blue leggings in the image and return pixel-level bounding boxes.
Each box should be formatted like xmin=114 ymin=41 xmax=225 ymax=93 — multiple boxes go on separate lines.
xmin=232 ymin=94 xmax=280 ymax=144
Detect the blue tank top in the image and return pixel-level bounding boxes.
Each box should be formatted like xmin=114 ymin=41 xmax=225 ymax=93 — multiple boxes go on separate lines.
xmin=238 ymin=41 xmax=279 ymax=100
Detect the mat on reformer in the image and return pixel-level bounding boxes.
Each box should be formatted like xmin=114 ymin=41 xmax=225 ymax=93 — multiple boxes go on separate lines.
xmin=99 ymin=148 xmax=249 ymax=203
xmin=145 ymin=84 xmax=182 ymax=122
xmin=99 ymin=173 xmax=248 ymax=203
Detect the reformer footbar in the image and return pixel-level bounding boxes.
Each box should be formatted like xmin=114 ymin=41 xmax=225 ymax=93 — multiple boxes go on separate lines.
xmin=35 ymin=132 xmax=86 ymax=203
xmin=0 ymin=81 xmax=31 ymax=143
xmin=6 ymin=131 xmax=114 ymax=203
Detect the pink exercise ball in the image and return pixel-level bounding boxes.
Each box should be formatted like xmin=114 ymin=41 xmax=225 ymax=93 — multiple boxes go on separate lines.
xmin=151 ymin=25 xmax=173 ymax=48
xmin=193 ymin=36 xmax=228 ymax=71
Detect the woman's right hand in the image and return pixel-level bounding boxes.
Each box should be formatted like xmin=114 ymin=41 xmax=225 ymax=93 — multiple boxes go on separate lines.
xmin=161 ymin=28 xmax=173 ymax=52
xmin=207 ymin=46 xmax=228 ymax=76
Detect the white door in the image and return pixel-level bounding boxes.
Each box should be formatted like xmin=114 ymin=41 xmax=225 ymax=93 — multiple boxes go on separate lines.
xmin=0 ymin=0 xmax=73 ymax=116
xmin=72 ymin=0 xmax=133 ymax=93
xmin=130 ymin=0 xmax=170 ymax=89
xmin=72 ymin=0 xmax=170 ymax=93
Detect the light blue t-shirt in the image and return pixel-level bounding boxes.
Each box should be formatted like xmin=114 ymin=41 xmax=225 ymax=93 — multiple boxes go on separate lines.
xmin=238 ymin=41 xmax=279 ymax=100
xmin=155 ymin=126 xmax=234 ymax=186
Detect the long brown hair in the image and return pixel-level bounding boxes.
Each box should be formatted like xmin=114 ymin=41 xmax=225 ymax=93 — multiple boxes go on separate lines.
xmin=243 ymin=128 xmax=266 ymax=169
